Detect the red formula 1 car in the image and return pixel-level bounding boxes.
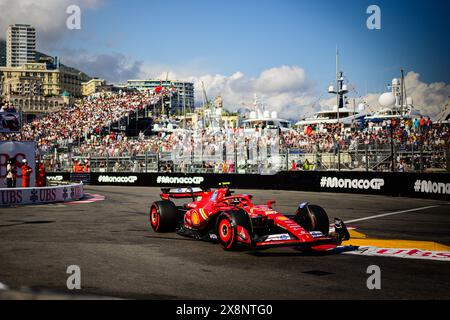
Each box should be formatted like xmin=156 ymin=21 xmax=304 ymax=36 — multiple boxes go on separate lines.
xmin=149 ymin=185 xmax=350 ymax=251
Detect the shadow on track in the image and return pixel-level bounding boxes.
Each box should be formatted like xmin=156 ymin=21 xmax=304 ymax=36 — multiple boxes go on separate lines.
xmin=248 ymin=246 xmax=358 ymax=257
xmin=144 ymin=235 xmax=198 ymax=242
xmin=0 ymin=220 xmax=55 ymax=228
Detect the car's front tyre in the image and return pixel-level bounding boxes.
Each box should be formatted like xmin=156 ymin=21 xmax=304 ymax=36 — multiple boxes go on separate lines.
xmin=295 ymin=204 xmax=330 ymax=236
xmin=216 ymin=211 xmax=253 ymax=251
xmin=217 ymin=212 xmax=242 ymax=250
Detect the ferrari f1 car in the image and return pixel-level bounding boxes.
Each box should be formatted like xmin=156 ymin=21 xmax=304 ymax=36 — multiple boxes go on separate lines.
xmin=149 ymin=185 xmax=350 ymax=251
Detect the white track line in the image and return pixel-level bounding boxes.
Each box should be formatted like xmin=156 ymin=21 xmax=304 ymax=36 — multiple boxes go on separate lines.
xmin=344 ymin=205 xmax=440 ymax=224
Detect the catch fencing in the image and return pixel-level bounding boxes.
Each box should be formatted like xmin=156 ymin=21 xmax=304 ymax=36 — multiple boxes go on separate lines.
xmin=43 ymin=143 xmax=449 ymax=174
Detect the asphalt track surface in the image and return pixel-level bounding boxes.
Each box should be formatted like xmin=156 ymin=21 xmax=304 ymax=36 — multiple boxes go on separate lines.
xmin=0 ymin=186 xmax=449 ymax=299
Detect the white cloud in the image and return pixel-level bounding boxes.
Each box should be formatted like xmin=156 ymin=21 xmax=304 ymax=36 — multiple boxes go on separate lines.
xmin=142 ymin=66 xmax=318 ymax=120
xmin=0 ymin=0 xmax=103 ymax=49
xmin=190 ymin=67 xmax=317 ymax=120
xmin=255 ymin=65 xmax=309 ymax=93
xmin=403 ymin=71 xmax=450 ymax=117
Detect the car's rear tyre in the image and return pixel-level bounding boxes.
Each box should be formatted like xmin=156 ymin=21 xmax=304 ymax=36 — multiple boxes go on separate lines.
xmin=216 ymin=213 xmax=239 ymax=250
xmin=150 ymin=201 xmax=178 ymax=232
xmin=296 ymin=204 xmax=329 ymax=236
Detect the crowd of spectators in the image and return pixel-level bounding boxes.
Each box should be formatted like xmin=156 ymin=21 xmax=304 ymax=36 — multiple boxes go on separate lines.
xmin=0 ymin=92 xmax=154 ymax=153
xmin=1 ymin=90 xmax=448 ymax=173
xmin=282 ymin=118 xmax=449 ymax=172
xmin=281 ymin=118 xmax=449 ymax=154
xmin=71 ymin=127 xmax=280 ymax=168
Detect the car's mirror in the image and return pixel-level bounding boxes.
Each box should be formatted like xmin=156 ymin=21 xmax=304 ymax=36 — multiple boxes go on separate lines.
xmin=267 ymin=200 xmax=276 ymax=209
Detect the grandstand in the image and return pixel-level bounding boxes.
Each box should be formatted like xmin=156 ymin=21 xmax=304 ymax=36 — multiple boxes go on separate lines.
xmin=1 ymin=91 xmax=449 ymax=174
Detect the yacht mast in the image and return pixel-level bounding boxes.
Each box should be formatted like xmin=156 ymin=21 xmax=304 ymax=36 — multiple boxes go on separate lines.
xmin=400 ymin=69 xmax=404 ymax=115
xmin=336 ymin=48 xmax=340 ymax=125
xmin=328 ymin=48 xmax=348 ymax=171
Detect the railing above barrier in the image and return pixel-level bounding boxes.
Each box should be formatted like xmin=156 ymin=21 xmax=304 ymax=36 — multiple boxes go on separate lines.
xmin=42 ymin=143 xmax=449 ymax=174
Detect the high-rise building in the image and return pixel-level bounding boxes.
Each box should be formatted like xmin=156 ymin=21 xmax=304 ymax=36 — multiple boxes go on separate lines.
xmin=126 ymin=79 xmax=195 ymax=111
xmin=6 ymin=24 xmax=36 ymax=67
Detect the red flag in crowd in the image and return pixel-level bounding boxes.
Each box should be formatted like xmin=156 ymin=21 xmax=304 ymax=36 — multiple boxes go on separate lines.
xmin=155 ymin=86 xmax=163 ymax=94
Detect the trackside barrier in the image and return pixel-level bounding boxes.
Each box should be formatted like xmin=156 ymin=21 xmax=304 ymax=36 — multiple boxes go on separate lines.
xmin=45 ymin=172 xmax=450 ymax=201
xmin=0 ymin=183 xmax=84 ymax=207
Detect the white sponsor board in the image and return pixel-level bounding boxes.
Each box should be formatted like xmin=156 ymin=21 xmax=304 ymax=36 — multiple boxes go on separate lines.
xmin=0 ymin=141 xmax=36 ymax=187
xmin=320 ymin=176 xmax=384 ymax=190
xmin=0 ymin=183 xmax=84 ymax=206
xmin=156 ymin=176 xmax=205 ymax=185
xmin=47 ymin=175 xmax=64 ymax=182
xmin=414 ymin=180 xmax=450 ymax=195
xmin=98 ymin=175 xmax=138 ymax=184
xmin=343 ymin=246 xmax=450 ymax=262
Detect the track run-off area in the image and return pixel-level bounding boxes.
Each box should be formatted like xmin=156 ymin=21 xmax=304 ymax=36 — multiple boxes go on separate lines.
xmin=0 ymin=186 xmax=449 ymax=299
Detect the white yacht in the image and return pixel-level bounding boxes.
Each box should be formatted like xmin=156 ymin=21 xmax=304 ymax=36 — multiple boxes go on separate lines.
xmin=242 ymin=112 xmax=291 ymax=131
xmin=364 ymin=107 xmax=410 ymax=122
xmin=152 ymin=116 xmax=180 ymax=133
xmin=365 ymin=71 xmax=416 ymax=123
xmin=296 ymin=106 xmax=366 ymax=127
xmin=296 ymin=52 xmax=367 ymax=128
xmin=240 ymin=95 xmax=292 ymax=132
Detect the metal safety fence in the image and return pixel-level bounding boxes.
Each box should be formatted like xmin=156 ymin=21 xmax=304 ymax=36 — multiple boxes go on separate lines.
xmin=42 ymin=141 xmax=449 ymax=174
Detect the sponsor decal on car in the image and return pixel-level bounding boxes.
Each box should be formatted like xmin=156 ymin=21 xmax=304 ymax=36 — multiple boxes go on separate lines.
xmin=191 ymin=211 xmax=200 ymax=226
xmin=320 ymin=177 xmax=384 ymax=190
xmin=209 ymin=234 xmax=217 ymax=240
xmin=238 ymin=228 xmax=248 ymax=241
xmin=414 ymin=180 xmax=450 ymax=195
xmin=266 ymin=234 xmax=291 ymax=241
xmin=210 ymin=190 xmax=218 ymax=201
xmin=98 ymin=175 xmax=138 ymax=183
xmin=156 ymin=176 xmax=205 ymax=185
xmin=170 ymin=187 xmax=203 ymax=193
xmin=198 ymin=208 xmax=208 ymax=220
xmin=310 ymin=231 xmax=325 ymax=238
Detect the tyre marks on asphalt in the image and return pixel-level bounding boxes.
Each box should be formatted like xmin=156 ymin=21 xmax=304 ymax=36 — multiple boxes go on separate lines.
xmin=344 ymin=205 xmax=440 ymax=224
xmin=66 ymin=193 xmax=105 ymax=205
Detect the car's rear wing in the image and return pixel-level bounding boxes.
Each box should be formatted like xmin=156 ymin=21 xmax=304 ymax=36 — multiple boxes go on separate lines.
xmin=160 ymin=187 xmax=210 ymax=201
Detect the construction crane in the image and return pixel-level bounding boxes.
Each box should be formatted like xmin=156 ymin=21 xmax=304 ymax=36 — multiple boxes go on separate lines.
xmin=201 ymin=81 xmax=215 ymax=128
xmin=160 ymin=72 xmax=171 ymax=116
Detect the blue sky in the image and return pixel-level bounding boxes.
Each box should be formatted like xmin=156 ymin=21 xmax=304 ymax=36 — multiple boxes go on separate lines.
xmin=1 ymin=0 xmax=449 ymax=117
xmin=69 ymin=0 xmax=450 ymax=92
